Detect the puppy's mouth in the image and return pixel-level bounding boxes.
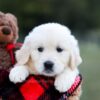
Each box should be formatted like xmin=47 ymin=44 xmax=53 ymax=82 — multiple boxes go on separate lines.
xmin=44 ymin=68 xmax=53 ymax=73
xmin=42 ymin=69 xmax=55 ymax=76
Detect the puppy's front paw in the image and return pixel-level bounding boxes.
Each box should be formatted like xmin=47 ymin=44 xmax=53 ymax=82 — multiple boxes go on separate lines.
xmin=9 ymin=65 xmax=29 ymax=83
xmin=54 ymin=75 xmax=75 ymax=92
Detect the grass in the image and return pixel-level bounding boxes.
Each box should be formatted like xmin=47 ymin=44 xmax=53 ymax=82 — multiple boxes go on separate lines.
xmin=79 ymin=42 xmax=100 ymax=100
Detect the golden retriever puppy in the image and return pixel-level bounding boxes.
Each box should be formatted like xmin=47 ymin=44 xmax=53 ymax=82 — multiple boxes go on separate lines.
xmin=9 ymin=23 xmax=82 ymax=94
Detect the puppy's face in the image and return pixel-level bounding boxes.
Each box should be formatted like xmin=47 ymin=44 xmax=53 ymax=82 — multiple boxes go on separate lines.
xmin=16 ymin=23 xmax=82 ymax=77
xmin=30 ymin=31 xmax=70 ymax=76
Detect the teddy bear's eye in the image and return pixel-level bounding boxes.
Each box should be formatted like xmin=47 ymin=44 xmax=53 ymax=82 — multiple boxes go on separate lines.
xmin=37 ymin=47 xmax=44 ymax=52
xmin=56 ymin=47 xmax=63 ymax=53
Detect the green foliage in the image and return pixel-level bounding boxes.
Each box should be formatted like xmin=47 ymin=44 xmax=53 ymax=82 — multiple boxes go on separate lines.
xmin=0 ymin=0 xmax=100 ymax=36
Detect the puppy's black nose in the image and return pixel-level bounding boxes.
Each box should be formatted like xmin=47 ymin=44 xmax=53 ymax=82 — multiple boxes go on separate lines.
xmin=44 ymin=61 xmax=54 ymax=70
xmin=2 ymin=27 xmax=11 ymax=35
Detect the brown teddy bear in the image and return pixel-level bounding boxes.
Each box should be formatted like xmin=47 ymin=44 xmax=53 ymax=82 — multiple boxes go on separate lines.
xmin=0 ymin=11 xmax=23 ymax=100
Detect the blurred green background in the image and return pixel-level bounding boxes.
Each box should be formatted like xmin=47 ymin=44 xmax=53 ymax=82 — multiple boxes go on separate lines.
xmin=0 ymin=0 xmax=100 ymax=100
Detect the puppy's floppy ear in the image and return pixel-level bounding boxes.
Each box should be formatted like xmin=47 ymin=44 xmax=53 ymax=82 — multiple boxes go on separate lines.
xmin=68 ymin=36 xmax=82 ymax=70
xmin=16 ymin=36 xmax=31 ymax=65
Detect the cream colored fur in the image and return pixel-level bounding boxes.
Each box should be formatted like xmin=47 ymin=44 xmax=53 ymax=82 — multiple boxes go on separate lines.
xmin=9 ymin=23 xmax=82 ymax=93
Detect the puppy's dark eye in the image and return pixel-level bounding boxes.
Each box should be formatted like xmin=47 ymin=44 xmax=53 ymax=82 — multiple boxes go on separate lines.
xmin=56 ymin=47 xmax=63 ymax=52
xmin=38 ymin=47 xmax=44 ymax=52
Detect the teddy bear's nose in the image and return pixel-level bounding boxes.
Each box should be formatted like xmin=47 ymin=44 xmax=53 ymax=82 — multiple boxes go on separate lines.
xmin=2 ymin=27 xmax=11 ymax=35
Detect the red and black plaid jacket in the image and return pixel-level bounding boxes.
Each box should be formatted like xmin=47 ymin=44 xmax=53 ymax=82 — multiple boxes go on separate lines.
xmin=19 ymin=74 xmax=82 ymax=100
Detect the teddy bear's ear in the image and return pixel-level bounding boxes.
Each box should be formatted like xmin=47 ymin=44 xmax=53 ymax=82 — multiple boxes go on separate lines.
xmin=0 ymin=12 xmax=4 ymax=17
xmin=68 ymin=36 xmax=82 ymax=70
xmin=6 ymin=13 xmax=18 ymax=24
xmin=16 ymin=36 xmax=31 ymax=65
